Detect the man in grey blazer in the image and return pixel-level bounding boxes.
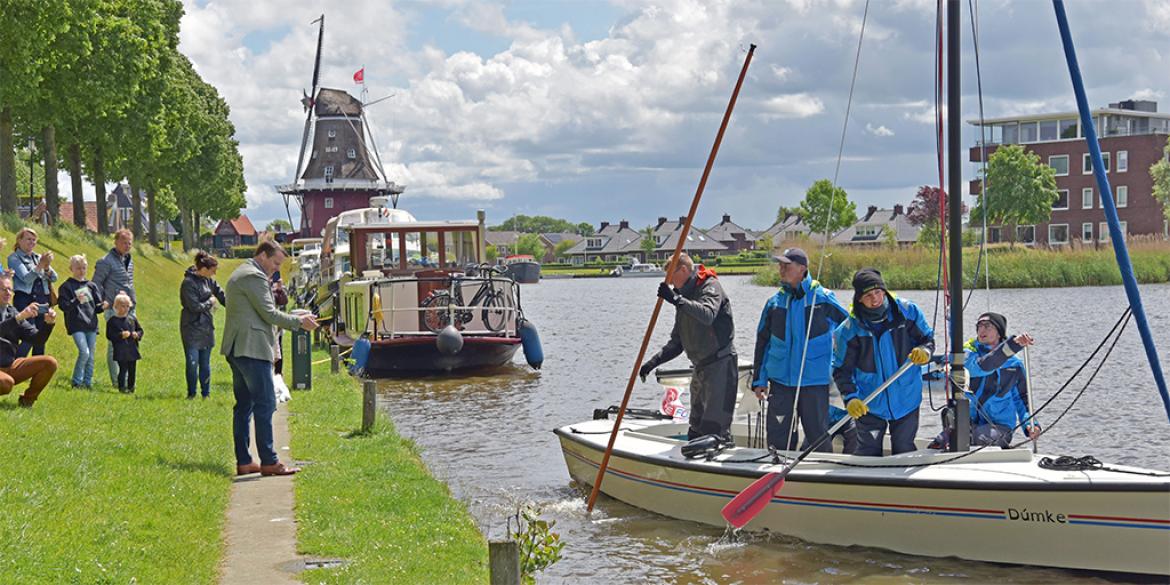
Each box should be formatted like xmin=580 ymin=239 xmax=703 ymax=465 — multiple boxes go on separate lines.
xmin=223 ymin=241 xmax=317 ymax=476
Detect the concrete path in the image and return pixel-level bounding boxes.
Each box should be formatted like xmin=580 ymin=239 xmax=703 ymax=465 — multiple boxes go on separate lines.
xmin=219 ymin=402 xmax=301 ymax=585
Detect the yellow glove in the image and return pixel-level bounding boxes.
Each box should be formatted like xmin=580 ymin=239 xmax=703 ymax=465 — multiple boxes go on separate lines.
xmin=846 ymin=398 xmax=868 ymax=419
xmin=909 ymin=346 xmax=931 ymax=365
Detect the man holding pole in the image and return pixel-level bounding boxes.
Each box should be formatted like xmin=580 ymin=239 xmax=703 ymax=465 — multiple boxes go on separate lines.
xmin=750 ymin=248 xmax=849 ymax=452
xmin=639 ymin=254 xmax=737 ymax=441
xmin=832 ymin=268 xmax=934 ymax=456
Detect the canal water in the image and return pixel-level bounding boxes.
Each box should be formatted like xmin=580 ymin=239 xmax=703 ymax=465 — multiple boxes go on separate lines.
xmin=375 ymin=276 xmax=1170 ymax=583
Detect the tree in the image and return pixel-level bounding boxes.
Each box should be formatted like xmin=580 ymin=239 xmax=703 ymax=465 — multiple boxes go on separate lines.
xmin=491 ymin=214 xmax=581 ymax=234
xmin=969 ymin=144 xmax=1058 ymax=248
xmin=575 ymin=222 xmax=595 ymax=237
xmin=1152 ymin=136 xmax=1170 ymax=223
xmin=485 ymin=244 xmax=499 ymax=262
xmin=775 ymin=205 xmax=801 ymax=223
xmin=907 ymin=185 xmax=967 ymax=247
xmin=640 ymin=226 xmax=657 ymax=259
xmin=552 ymin=239 xmax=575 ymax=261
xmin=267 ymin=219 xmax=293 ymax=233
xmin=798 ymin=179 xmax=857 ymax=235
xmin=514 ymin=233 xmax=545 ymax=258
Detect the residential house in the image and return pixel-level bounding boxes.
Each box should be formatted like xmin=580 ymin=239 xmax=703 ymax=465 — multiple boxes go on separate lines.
xmin=832 ymin=205 xmax=920 ymax=246
xmin=30 ymin=192 xmax=176 ymax=239
xmin=208 ymin=215 xmax=258 ymax=251
xmin=648 ymin=216 xmax=728 ymax=261
xmin=564 ymin=220 xmax=648 ymax=264
xmin=484 ymin=230 xmax=522 ymax=257
xmin=705 ymin=214 xmax=758 ymax=253
xmin=541 ymin=232 xmax=583 ymax=262
xmin=31 ymin=201 xmax=101 ymax=232
xmin=969 ymin=98 xmax=1170 ymax=245
xmin=108 ymin=183 xmax=179 ymax=238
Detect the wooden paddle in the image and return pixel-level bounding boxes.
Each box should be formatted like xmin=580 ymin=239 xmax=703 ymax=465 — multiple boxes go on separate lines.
xmin=585 ymin=44 xmax=757 ymax=513
xmin=721 ymin=359 xmax=918 ymax=529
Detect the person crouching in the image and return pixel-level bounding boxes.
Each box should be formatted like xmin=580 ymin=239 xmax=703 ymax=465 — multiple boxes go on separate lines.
xmin=0 ymin=273 xmax=58 ymax=407
xmin=106 ymin=293 xmax=142 ymax=394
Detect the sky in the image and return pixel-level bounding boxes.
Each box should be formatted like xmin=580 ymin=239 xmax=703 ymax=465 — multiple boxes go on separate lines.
xmin=79 ymin=0 xmax=1170 ymax=232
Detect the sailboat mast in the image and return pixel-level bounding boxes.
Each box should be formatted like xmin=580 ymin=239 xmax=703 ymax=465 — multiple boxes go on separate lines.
xmin=946 ymin=0 xmax=971 ymax=452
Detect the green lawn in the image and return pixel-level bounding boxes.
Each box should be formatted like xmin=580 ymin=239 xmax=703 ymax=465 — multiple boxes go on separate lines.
xmin=0 ymin=219 xmax=485 ymax=584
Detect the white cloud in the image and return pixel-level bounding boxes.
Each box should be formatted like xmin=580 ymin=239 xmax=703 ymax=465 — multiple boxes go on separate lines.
xmin=865 ymin=123 xmax=894 ymax=137
xmin=761 ymin=93 xmax=825 ymax=119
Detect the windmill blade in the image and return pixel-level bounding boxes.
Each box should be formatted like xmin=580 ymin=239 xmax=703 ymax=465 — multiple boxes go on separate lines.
xmin=310 ymin=14 xmax=324 ymax=96
xmin=292 ymin=108 xmax=313 ymax=182
xmin=292 ymin=14 xmax=325 ymax=183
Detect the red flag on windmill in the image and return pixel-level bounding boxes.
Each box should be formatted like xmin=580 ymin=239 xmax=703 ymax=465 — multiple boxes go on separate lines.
xmin=353 ymin=67 xmax=364 ymax=84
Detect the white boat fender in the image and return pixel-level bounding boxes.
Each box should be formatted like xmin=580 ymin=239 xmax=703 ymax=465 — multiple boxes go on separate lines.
xmin=518 ymin=318 xmax=543 ymax=369
xmin=436 ymin=325 xmax=464 ymax=355
xmin=350 ymin=337 xmax=372 ymax=375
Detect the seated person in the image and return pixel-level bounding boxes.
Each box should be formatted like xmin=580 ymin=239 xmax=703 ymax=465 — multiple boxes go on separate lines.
xmin=930 ymin=312 xmax=1040 ymax=448
xmin=0 ymin=274 xmax=58 ymax=407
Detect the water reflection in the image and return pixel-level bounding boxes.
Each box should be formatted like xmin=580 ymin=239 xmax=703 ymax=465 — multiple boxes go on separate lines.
xmin=376 ymin=277 xmax=1170 ymax=584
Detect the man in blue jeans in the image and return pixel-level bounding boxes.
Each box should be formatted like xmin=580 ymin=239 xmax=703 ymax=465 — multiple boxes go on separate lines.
xmin=221 ymin=241 xmax=318 ymax=476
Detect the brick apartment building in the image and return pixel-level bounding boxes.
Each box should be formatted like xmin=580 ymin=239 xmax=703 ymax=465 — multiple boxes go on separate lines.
xmin=969 ymin=99 xmax=1170 ymax=245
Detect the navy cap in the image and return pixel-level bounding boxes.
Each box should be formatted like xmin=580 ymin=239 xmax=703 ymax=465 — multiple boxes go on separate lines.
xmin=772 ymin=247 xmax=809 ymax=267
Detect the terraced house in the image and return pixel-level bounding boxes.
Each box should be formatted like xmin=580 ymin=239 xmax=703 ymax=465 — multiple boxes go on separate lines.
xmin=969 ymin=99 xmax=1170 ymax=246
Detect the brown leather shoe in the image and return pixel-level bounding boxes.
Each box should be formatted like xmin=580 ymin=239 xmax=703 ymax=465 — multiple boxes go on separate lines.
xmin=236 ymin=462 xmax=261 ymax=476
xmin=260 ymin=462 xmax=300 ymax=476
xmin=17 ymin=396 xmax=34 ymax=408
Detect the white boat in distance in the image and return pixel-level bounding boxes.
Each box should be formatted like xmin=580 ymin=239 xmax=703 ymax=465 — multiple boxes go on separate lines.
xmin=617 ymin=262 xmax=666 ymax=277
xmin=556 ymin=365 xmax=1170 ymax=576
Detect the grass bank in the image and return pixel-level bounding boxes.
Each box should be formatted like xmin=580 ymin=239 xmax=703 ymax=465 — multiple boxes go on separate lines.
xmin=0 ymin=218 xmax=486 ymax=584
xmin=751 ymin=240 xmax=1170 ymax=289
xmin=289 ymin=372 xmax=487 ymax=583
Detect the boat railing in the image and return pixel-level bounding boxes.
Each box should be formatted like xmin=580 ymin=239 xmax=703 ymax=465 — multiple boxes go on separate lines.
xmin=366 ymin=274 xmax=521 ymax=338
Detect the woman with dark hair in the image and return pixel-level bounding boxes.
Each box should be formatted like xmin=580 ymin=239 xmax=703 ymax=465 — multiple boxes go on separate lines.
xmin=180 ymin=251 xmax=225 ymax=399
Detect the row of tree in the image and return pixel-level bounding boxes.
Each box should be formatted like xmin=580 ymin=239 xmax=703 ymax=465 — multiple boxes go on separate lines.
xmin=490 ymin=214 xmax=595 ymax=236
xmin=776 ymin=145 xmax=1063 ymax=247
xmin=0 ymin=0 xmax=246 ymax=250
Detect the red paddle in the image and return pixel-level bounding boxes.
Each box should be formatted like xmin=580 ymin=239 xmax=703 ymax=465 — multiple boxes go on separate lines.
xmin=722 ymin=359 xmax=917 ymax=528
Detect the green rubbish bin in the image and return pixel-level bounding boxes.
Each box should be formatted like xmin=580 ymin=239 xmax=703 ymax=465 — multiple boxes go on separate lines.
xmin=291 ymin=328 xmax=312 ymax=390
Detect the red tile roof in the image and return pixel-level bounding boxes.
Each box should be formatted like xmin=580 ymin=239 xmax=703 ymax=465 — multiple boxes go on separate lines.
xmin=228 ymin=215 xmax=257 ymax=236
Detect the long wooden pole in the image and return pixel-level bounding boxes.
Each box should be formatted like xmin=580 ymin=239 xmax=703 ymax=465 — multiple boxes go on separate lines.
xmin=586 ymin=44 xmax=756 ymax=513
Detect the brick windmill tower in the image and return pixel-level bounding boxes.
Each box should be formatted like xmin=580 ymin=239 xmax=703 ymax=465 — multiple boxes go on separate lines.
xmin=277 ymin=15 xmax=404 ymax=237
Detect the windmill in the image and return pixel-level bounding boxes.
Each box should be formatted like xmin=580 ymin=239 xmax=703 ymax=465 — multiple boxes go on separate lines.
xmin=277 ymin=14 xmax=404 ymax=238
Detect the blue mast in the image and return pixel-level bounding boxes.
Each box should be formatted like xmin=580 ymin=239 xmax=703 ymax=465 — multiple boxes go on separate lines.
xmin=1052 ymin=0 xmax=1170 ymax=423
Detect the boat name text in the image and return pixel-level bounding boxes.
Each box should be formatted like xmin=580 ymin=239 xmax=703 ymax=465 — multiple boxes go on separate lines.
xmin=1005 ymin=508 xmax=1067 ymax=524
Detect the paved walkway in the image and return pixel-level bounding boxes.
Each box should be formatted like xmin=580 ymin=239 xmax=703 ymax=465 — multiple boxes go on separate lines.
xmin=219 ymin=402 xmax=301 ymax=585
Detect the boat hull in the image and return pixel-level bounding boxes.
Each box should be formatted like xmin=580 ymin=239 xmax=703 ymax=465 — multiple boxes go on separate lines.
xmin=507 ymin=261 xmax=541 ymax=284
xmin=556 ymin=421 xmax=1170 ymax=576
xmin=355 ymin=335 xmax=521 ymax=376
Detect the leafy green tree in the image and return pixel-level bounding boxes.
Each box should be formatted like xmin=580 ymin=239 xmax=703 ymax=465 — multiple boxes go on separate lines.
xmin=969 ymin=144 xmax=1058 ymax=248
xmin=485 ymin=244 xmax=499 ymax=262
xmin=907 ymin=185 xmax=967 ymax=248
xmin=575 ymin=222 xmax=595 ymax=236
xmin=266 ymin=219 xmax=293 ymax=233
xmin=491 ymin=214 xmax=582 ymax=234
xmin=776 ymin=205 xmax=800 ymax=223
xmin=514 ymin=233 xmax=545 ymax=258
xmin=798 ymin=179 xmax=857 ymax=235
xmin=1151 ymin=136 xmax=1170 ymax=223
xmin=552 ymin=239 xmax=575 ymax=261
xmin=640 ymin=226 xmax=657 ymax=259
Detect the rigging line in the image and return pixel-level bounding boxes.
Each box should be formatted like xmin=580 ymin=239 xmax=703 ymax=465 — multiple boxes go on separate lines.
xmin=786 ymin=0 xmax=871 ymax=450
xmin=963 ymin=0 xmax=992 ymax=313
xmin=1013 ymin=309 xmax=1133 ymax=448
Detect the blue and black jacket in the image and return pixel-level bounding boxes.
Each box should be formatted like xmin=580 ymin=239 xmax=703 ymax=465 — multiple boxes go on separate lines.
xmin=752 ymin=276 xmax=849 ymax=388
xmin=963 ymin=338 xmax=1035 ymax=430
xmin=832 ymin=296 xmax=934 ymax=421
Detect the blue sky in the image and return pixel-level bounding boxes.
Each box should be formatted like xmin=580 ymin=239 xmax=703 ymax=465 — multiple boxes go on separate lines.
xmin=169 ymin=0 xmax=1170 ymax=233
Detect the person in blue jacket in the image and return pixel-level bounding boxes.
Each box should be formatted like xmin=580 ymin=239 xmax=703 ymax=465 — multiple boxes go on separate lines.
xmin=832 ymin=268 xmax=934 ymax=456
xmin=751 ymin=248 xmax=849 ymax=452
xmin=930 ymin=312 xmax=1040 ymax=448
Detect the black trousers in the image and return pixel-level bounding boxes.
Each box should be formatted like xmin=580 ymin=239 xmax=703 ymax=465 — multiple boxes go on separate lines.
xmin=854 ymin=409 xmax=919 ymax=456
xmin=766 ymin=383 xmax=831 ymax=452
xmin=688 ymin=354 xmax=738 ymax=441
xmin=116 ymin=360 xmax=137 ymax=391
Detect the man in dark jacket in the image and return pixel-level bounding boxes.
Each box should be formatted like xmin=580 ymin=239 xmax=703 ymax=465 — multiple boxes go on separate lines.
xmin=92 ymin=229 xmax=135 ymax=385
xmin=832 ymin=268 xmax=933 ymax=456
xmin=0 ymin=274 xmax=58 ymax=407
xmin=639 ymin=254 xmax=738 ymax=441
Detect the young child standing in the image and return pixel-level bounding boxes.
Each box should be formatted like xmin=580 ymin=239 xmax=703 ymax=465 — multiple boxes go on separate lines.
xmin=106 ymin=293 xmax=143 ymax=393
xmin=57 ymin=255 xmax=107 ymax=388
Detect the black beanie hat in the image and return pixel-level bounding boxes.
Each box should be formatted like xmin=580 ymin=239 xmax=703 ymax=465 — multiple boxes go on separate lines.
xmin=976 ymin=312 xmax=1007 ymax=339
xmin=852 ymin=267 xmax=887 ymax=306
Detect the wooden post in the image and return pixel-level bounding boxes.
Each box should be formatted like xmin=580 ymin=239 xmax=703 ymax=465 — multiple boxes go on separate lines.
xmin=362 ymin=380 xmax=376 ymax=433
xmin=488 ymin=540 xmax=521 ymax=585
xmin=330 ymin=344 xmax=340 ymax=374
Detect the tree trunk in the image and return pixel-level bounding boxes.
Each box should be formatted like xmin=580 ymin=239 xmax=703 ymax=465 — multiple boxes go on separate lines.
xmin=68 ymin=143 xmax=86 ymax=229
xmin=129 ymin=179 xmax=143 ymax=239
xmin=42 ymin=126 xmax=58 ymax=225
xmin=146 ymin=186 xmax=158 ymax=246
xmin=93 ymin=150 xmax=109 ymax=235
xmin=0 ymin=107 xmax=16 ymax=214
xmin=180 ymin=204 xmax=193 ymax=251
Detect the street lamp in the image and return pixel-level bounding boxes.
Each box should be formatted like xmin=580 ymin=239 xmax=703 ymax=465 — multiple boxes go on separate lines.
xmin=26 ymin=136 xmax=35 ymax=218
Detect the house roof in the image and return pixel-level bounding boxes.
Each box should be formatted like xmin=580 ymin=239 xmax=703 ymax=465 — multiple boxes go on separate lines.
xmin=541 ymin=232 xmax=583 ymax=246
xmin=650 ymin=217 xmax=727 ymax=252
xmin=216 ymin=215 xmax=257 ymax=237
xmin=832 ymin=206 xmax=920 ymax=245
xmin=484 ymin=230 xmax=521 ymax=246
xmin=705 ymin=214 xmax=756 ymax=242
xmin=565 ymin=221 xmax=646 ymax=255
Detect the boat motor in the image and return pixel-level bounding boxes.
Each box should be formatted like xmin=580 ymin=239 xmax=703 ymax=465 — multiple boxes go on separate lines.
xmin=518 ymin=318 xmax=544 ymax=370
xmin=681 ymin=434 xmax=733 ymax=460
xmin=436 ymin=325 xmax=464 ymax=355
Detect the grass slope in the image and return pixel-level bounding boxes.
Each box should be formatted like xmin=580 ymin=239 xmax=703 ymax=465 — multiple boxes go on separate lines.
xmin=0 ymin=218 xmax=485 ymax=584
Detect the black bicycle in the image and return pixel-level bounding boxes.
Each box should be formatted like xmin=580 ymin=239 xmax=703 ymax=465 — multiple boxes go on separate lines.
xmin=420 ymin=264 xmax=511 ymax=333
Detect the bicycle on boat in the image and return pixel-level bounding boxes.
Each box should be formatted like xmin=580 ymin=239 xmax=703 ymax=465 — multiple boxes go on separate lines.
xmin=420 ymin=264 xmax=511 ymax=333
